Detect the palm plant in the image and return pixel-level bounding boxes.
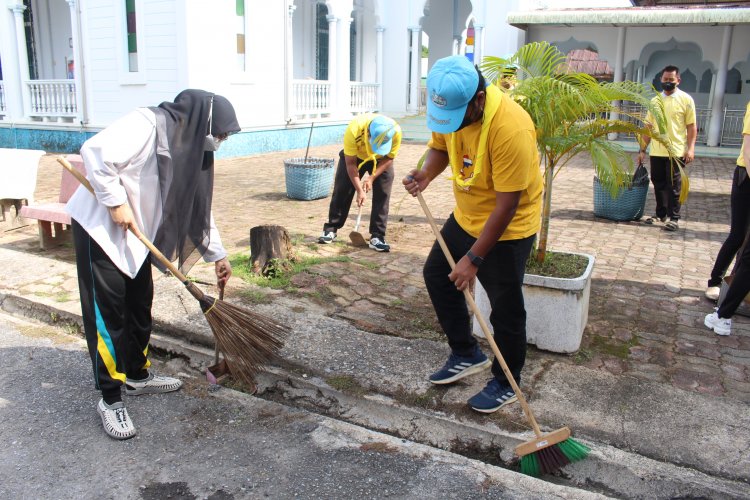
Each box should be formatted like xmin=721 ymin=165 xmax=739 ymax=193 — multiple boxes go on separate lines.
xmin=481 ymin=41 xmax=683 ymax=264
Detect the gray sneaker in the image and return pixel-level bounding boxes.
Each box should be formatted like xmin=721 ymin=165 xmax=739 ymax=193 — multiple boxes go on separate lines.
xmin=125 ymin=372 xmax=182 ymax=395
xmin=97 ymin=399 xmax=136 ymax=440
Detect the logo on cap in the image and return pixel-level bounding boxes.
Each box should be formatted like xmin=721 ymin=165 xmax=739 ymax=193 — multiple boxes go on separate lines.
xmin=431 ymin=92 xmax=447 ymax=108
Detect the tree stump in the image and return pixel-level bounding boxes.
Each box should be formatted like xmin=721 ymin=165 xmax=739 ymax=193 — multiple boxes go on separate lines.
xmin=249 ymin=225 xmax=292 ymax=275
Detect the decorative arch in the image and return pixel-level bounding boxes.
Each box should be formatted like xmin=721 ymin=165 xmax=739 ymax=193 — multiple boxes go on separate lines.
xmin=552 ymin=37 xmax=600 ymax=56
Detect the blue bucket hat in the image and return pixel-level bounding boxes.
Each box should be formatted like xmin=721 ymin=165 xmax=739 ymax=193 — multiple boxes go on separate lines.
xmin=369 ymin=115 xmax=397 ymax=155
xmin=426 ymin=55 xmax=479 ymax=134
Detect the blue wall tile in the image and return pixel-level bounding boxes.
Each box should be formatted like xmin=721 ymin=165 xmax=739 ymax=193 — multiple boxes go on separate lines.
xmin=0 ymin=124 xmax=347 ymax=158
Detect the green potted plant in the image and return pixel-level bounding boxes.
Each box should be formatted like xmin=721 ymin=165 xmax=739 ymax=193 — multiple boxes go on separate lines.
xmin=470 ymin=41 xmax=682 ymax=352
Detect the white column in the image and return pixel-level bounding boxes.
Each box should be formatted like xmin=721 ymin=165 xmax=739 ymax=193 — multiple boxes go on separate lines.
xmin=336 ymin=16 xmax=352 ymax=116
xmin=608 ymin=27 xmax=626 ymax=141
xmin=376 ymin=26 xmax=384 ymax=111
xmin=65 ymin=0 xmax=84 ymax=123
xmin=452 ymin=35 xmax=461 ymax=56
xmin=284 ymin=2 xmax=295 ymax=122
xmin=707 ymin=26 xmax=732 ymax=147
xmin=11 ymin=2 xmax=31 ymax=119
xmin=408 ymin=26 xmax=420 ymax=114
xmin=473 ymin=24 xmax=484 ymax=66
xmin=326 ymin=14 xmax=338 ymax=115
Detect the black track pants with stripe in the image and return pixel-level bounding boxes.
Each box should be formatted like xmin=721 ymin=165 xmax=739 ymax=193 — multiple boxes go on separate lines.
xmin=72 ymin=220 xmax=153 ymax=402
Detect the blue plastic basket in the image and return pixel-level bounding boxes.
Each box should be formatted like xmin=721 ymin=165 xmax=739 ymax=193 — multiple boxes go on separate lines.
xmin=593 ymin=176 xmax=648 ymax=221
xmin=283 ymin=158 xmax=335 ymax=201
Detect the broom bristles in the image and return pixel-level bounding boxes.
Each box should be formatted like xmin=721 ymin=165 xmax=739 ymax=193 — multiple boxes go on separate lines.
xmin=519 ymin=438 xmax=591 ymax=477
xmin=199 ymin=294 xmax=287 ymax=388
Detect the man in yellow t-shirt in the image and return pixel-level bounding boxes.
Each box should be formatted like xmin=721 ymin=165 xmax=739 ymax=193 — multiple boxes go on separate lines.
xmin=704 ymin=101 xmax=750 ymax=304
xmin=638 ymin=65 xmax=697 ymax=232
xmin=319 ymin=113 xmax=402 ymax=251
xmin=403 ymin=55 xmax=542 ymax=414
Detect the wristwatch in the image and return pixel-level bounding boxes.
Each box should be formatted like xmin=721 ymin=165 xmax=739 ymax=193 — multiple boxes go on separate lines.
xmin=466 ymin=250 xmax=484 ymax=267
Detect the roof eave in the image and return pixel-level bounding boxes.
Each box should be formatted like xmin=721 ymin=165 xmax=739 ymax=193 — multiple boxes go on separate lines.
xmin=507 ymin=7 xmax=750 ymax=29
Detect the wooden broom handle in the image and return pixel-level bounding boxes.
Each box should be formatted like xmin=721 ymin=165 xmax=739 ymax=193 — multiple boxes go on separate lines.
xmin=416 ymin=191 xmax=543 ymax=437
xmin=57 ymin=156 xmax=191 ymax=285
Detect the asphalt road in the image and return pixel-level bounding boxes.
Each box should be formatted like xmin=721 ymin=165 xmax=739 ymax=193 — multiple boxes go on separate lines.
xmin=0 ymin=312 xmax=597 ymax=500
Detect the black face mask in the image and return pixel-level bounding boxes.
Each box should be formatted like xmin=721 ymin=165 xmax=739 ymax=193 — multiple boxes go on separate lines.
xmin=661 ymin=82 xmax=676 ymax=92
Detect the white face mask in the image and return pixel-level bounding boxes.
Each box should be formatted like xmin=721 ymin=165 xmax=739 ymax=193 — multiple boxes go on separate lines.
xmin=204 ymin=96 xmax=221 ymax=151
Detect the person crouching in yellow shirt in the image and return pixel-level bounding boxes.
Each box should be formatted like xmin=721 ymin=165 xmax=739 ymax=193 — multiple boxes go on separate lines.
xmin=318 ymin=114 xmax=402 ymax=252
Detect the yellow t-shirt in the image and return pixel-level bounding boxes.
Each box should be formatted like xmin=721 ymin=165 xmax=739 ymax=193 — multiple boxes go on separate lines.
xmin=428 ymin=92 xmax=542 ymax=240
xmin=737 ymin=101 xmax=750 ymax=167
xmin=645 ymin=89 xmax=696 ymax=158
xmin=343 ymin=113 xmax=402 ymax=161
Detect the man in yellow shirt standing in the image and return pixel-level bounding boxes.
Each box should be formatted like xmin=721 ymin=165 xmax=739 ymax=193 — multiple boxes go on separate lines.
xmin=403 ymin=55 xmax=542 ymax=413
xmin=318 ymin=114 xmax=402 ymax=252
xmin=638 ymin=65 xmax=697 ymax=232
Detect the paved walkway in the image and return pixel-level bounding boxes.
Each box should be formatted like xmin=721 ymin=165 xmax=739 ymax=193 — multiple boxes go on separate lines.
xmin=2 ymin=143 xmax=748 ymax=406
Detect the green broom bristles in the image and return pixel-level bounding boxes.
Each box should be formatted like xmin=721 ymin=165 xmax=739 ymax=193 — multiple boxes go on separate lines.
xmin=519 ymin=437 xmax=591 ymax=477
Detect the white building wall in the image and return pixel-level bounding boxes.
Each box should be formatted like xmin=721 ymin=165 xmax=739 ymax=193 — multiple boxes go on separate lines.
xmin=482 ymin=0 xmax=524 ymax=61
xmin=79 ymin=0 xmax=181 ymax=126
xmin=377 ymin=8 xmax=411 ymax=115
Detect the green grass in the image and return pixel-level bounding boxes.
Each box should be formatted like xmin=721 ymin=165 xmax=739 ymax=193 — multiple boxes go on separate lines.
xmin=326 ymin=375 xmax=367 ymax=396
xmin=229 ymin=253 xmax=352 ymax=290
xmin=590 ymin=334 xmax=640 ymax=359
xmin=525 ymin=251 xmax=588 ymax=279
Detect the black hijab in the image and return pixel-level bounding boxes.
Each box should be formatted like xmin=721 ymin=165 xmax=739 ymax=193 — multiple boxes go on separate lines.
xmin=150 ymin=89 xmax=240 ymax=274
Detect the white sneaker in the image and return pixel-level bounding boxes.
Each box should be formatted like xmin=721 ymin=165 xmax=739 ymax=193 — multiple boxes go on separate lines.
xmin=125 ymin=372 xmax=182 ymax=395
xmin=705 ymin=286 xmax=720 ymax=301
xmin=368 ymin=237 xmax=390 ymax=252
xmin=97 ymin=399 xmax=136 ymax=440
xmin=318 ymin=231 xmax=336 ymax=244
xmin=704 ymin=311 xmax=731 ymax=336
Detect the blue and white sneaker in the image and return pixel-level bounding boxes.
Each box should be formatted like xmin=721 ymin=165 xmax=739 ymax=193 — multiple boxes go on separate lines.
xmin=318 ymin=231 xmax=336 ymax=244
xmin=429 ymin=350 xmax=491 ymax=385
xmin=368 ymin=237 xmax=390 ymax=252
xmin=468 ymin=378 xmax=518 ymax=413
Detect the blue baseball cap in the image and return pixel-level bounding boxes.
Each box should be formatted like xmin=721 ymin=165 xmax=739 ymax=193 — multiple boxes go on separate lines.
xmin=426 ymin=55 xmax=479 ymax=134
xmin=369 ymin=115 xmax=397 ymax=155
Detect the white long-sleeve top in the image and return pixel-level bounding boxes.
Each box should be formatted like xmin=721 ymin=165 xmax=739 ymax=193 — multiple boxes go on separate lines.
xmin=66 ymin=108 xmax=226 ymax=278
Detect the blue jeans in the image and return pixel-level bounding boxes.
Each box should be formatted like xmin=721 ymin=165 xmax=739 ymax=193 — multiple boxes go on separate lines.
xmin=423 ymin=214 xmax=534 ymax=385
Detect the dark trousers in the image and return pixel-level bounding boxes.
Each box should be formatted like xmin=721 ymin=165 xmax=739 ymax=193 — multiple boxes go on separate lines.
xmin=423 ymin=214 xmax=535 ymax=385
xmin=323 ymin=150 xmax=394 ymax=239
xmin=73 ymin=220 xmax=153 ymax=402
xmin=718 ymin=228 xmax=750 ymax=319
xmin=650 ymin=155 xmax=684 ymax=221
xmin=709 ymin=166 xmax=750 ymax=287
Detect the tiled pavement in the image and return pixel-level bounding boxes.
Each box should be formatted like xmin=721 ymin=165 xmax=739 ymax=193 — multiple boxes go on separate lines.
xmin=3 ymin=143 xmax=749 ymax=403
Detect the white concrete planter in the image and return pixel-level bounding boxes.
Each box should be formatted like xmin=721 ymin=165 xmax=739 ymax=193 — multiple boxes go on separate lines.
xmin=472 ymin=252 xmax=595 ymax=353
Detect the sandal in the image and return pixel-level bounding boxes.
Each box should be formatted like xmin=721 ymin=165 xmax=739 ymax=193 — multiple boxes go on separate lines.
xmin=643 ymin=215 xmax=665 ymax=225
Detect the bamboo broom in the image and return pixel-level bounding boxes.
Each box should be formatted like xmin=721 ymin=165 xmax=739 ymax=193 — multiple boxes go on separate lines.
xmin=58 ymin=157 xmax=286 ymax=388
xmin=414 ymin=190 xmax=590 ymax=476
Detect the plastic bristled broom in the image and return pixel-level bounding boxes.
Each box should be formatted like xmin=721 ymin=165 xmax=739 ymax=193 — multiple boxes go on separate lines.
xmin=415 ymin=190 xmax=590 ymax=476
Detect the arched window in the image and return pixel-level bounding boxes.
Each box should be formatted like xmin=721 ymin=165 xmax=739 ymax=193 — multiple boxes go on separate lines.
xmin=315 ymin=3 xmax=328 ymax=80
xmin=680 ymin=69 xmax=697 ymax=93
xmin=726 ymin=68 xmax=742 ymax=94
xmin=699 ymin=69 xmax=712 ymax=93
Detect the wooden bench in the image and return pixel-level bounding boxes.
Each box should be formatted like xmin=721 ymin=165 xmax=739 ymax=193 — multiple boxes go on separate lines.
xmin=0 ymin=148 xmax=46 ymax=231
xmin=19 ymin=155 xmax=85 ymax=249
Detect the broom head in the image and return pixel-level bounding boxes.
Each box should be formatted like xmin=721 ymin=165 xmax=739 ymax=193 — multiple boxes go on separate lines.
xmin=349 ymin=230 xmax=368 ymax=247
xmin=198 ymin=293 xmax=287 ymax=389
xmin=516 ymin=426 xmax=591 ymax=476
